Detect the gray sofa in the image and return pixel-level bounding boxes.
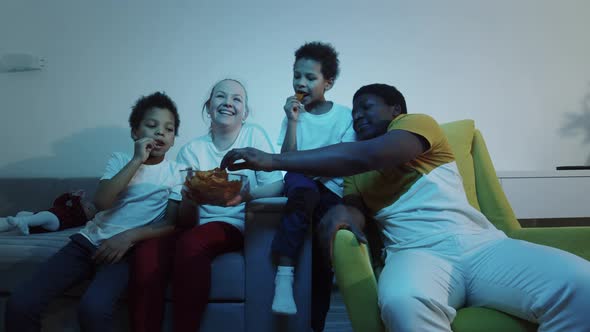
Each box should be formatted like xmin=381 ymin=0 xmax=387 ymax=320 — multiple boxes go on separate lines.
xmin=0 ymin=177 xmax=311 ymax=332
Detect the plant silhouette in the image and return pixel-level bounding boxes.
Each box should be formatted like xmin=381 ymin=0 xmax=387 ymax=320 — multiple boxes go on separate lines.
xmin=560 ymin=86 xmax=590 ymax=165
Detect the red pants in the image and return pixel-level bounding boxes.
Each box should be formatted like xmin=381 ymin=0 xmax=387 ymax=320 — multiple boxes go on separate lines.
xmin=128 ymin=221 xmax=244 ymax=332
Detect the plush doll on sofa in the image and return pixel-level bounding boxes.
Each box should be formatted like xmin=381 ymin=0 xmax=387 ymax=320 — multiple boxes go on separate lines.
xmin=0 ymin=190 xmax=97 ymax=235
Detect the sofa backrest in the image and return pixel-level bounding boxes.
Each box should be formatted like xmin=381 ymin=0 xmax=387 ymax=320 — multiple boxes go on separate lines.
xmin=471 ymin=130 xmax=521 ymax=233
xmin=0 ymin=177 xmax=100 ymax=217
xmin=440 ymin=120 xmax=480 ymax=211
xmin=441 ymin=120 xmax=520 ymax=233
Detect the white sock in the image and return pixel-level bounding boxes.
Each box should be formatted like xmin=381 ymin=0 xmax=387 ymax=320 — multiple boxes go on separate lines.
xmin=0 ymin=217 xmax=15 ymax=232
xmin=272 ymin=266 xmax=297 ymax=315
xmin=7 ymin=211 xmax=60 ymax=235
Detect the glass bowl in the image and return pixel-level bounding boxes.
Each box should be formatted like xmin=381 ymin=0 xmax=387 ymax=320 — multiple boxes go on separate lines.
xmin=183 ymin=169 xmax=249 ymax=206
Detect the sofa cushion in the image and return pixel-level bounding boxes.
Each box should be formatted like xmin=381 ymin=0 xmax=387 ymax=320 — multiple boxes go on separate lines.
xmin=0 ymin=228 xmax=78 ymax=293
xmin=441 ymin=120 xmax=481 ymax=211
xmin=0 ymin=229 xmax=245 ymax=301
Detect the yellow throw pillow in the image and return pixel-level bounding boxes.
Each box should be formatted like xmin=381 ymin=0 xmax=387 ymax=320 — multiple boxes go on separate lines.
xmin=441 ymin=120 xmax=481 ymax=211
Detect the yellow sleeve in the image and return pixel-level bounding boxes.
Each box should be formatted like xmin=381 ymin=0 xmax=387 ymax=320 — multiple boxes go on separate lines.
xmin=387 ymin=114 xmax=445 ymax=152
xmin=343 ymin=175 xmax=359 ymax=197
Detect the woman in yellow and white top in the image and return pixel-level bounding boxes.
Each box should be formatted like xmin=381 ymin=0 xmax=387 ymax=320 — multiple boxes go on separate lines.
xmin=221 ymin=83 xmax=590 ymax=332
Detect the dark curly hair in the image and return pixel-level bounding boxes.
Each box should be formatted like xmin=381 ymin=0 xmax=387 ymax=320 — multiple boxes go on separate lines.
xmin=353 ymin=84 xmax=407 ymax=114
xmin=129 ymin=92 xmax=180 ymax=136
xmin=294 ymin=41 xmax=340 ymax=81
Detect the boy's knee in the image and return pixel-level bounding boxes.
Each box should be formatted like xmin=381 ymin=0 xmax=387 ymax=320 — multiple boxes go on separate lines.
xmin=284 ymin=173 xmax=319 ymax=195
xmin=286 ymin=188 xmax=320 ymax=213
xmin=284 ymin=172 xmax=314 ymax=186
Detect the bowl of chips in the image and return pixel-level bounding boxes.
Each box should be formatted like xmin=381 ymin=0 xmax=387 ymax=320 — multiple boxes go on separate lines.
xmin=183 ymin=168 xmax=249 ymax=206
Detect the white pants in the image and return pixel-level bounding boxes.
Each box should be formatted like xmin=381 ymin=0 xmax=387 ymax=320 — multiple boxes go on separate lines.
xmin=378 ymin=230 xmax=590 ymax=332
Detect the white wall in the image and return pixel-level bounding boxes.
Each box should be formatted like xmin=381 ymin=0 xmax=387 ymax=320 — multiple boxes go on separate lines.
xmin=1 ymin=0 xmax=589 ymax=178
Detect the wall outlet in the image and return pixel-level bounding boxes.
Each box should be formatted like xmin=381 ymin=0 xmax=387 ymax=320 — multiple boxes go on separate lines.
xmin=0 ymin=53 xmax=46 ymax=72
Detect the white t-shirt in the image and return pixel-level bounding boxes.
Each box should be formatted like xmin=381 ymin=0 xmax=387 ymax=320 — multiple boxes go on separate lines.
xmin=79 ymin=152 xmax=183 ymax=246
xmin=177 ymin=123 xmax=283 ymax=232
xmin=277 ymin=103 xmax=356 ymax=197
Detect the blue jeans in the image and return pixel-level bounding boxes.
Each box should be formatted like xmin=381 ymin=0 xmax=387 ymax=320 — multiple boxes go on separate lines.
xmin=5 ymin=233 xmax=129 ymax=332
xmin=271 ymin=172 xmax=342 ymax=332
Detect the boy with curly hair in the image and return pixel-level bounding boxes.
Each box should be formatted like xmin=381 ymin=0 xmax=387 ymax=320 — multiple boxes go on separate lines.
xmin=272 ymin=41 xmax=355 ymax=331
xmin=5 ymin=92 xmax=184 ymax=332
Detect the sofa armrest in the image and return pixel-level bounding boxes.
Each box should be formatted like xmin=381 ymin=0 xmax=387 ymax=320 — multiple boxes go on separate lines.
xmin=509 ymin=226 xmax=590 ymax=261
xmin=243 ymin=197 xmax=311 ymax=332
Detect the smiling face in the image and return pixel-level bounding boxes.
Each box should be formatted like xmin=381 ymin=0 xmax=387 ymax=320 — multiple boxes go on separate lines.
xmin=292 ymin=58 xmax=333 ymax=108
xmin=352 ymin=93 xmax=401 ymax=141
xmin=206 ymin=80 xmax=248 ymax=131
xmin=132 ymin=107 xmax=176 ymax=158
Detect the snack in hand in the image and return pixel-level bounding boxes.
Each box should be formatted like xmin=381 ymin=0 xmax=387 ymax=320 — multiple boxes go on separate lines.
xmin=184 ymin=168 xmax=244 ymax=205
xmin=295 ymin=92 xmax=305 ymax=102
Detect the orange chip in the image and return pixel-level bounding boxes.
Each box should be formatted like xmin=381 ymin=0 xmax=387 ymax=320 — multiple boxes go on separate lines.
xmin=295 ymin=93 xmax=305 ymax=102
